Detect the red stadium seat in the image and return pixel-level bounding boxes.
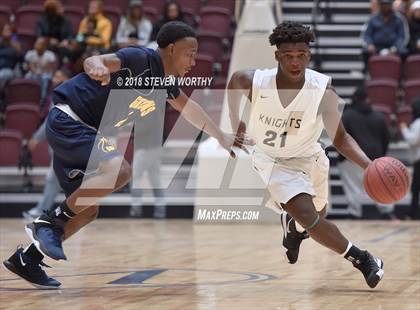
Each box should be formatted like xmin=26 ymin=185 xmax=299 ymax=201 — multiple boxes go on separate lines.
xmin=197 ymin=31 xmax=224 ymax=62
xmin=1 ymin=0 xmax=20 ymax=14
xmin=404 ymin=80 xmax=420 ymax=105
xmin=103 ymin=0 xmax=129 ymax=14
xmin=182 ymin=8 xmax=197 ymax=27
xmin=404 ymin=54 xmax=420 ymax=81
xmin=368 ymin=55 xmax=401 ymax=82
xmin=0 ymin=130 xmax=22 ymax=166
xmin=15 ymin=5 xmax=43 ymax=34
xmin=187 ymin=54 xmax=214 ymax=77
xmin=5 ymin=78 xmax=41 ymax=105
xmin=63 ymin=0 xmax=88 ymax=11
xmin=0 ymin=6 xmax=12 ymax=27
xmin=142 ymin=0 xmax=166 ymax=15
xmin=206 ymin=0 xmax=236 ymax=14
xmin=31 ymin=141 xmax=51 ymax=166
xmin=199 ymin=7 xmax=231 ymax=38
xmin=117 ymin=131 xmax=133 ymax=164
xmin=103 ymin=6 xmax=122 ymax=38
xmin=143 ymin=6 xmax=158 ymax=23
xmin=5 ymin=104 xmax=40 ymax=139
xmin=177 ymin=0 xmax=201 ymax=14
xmin=367 ymin=79 xmax=398 ymax=111
xmin=63 ymin=6 xmax=85 ymax=36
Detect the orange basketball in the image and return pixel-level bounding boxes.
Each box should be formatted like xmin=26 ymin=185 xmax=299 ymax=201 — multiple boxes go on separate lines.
xmin=363 ymin=156 xmax=410 ymax=204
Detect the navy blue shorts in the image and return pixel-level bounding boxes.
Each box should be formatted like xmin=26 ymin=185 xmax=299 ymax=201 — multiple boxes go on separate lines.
xmin=46 ymin=107 xmax=122 ymax=197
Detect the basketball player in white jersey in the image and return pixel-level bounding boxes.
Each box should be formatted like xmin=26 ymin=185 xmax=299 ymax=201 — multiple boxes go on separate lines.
xmin=227 ymin=21 xmax=384 ymax=288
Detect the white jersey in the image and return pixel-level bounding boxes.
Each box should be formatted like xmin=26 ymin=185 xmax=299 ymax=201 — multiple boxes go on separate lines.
xmin=249 ymin=68 xmax=330 ymax=159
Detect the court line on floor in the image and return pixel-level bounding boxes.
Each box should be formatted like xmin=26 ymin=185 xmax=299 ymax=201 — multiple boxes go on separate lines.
xmin=366 ymin=226 xmax=411 ymax=243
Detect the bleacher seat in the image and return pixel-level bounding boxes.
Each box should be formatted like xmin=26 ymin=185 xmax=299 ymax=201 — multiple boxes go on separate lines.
xmin=367 ymin=79 xmax=398 ymax=111
xmin=199 ymin=7 xmax=231 ymax=38
xmin=142 ymin=0 xmax=166 ymax=15
xmin=404 ymin=80 xmax=420 ymax=105
xmin=5 ymin=78 xmax=41 ymax=105
xmin=206 ymin=0 xmax=236 ymax=14
xmin=404 ymin=54 xmax=420 ymax=81
xmin=0 ymin=6 xmax=11 ymax=27
xmin=197 ymin=31 xmax=224 ymax=62
xmin=372 ymin=105 xmax=392 ymax=126
xmin=15 ymin=5 xmax=43 ymax=34
xmin=177 ymin=0 xmax=201 ymax=15
xmin=368 ymin=55 xmax=401 ymax=82
xmin=5 ymin=104 xmax=40 ymax=139
xmin=0 ymin=130 xmax=23 ymax=166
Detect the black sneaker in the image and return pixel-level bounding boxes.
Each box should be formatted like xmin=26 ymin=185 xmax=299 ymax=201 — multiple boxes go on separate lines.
xmin=3 ymin=247 xmax=61 ymax=289
xmin=280 ymin=212 xmax=309 ymax=264
xmin=25 ymin=214 xmax=67 ymax=261
xmin=352 ymin=251 xmax=384 ymax=288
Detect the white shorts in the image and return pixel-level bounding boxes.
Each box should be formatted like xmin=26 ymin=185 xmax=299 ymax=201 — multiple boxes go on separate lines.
xmin=252 ymin=150 xmax=330 ymax=212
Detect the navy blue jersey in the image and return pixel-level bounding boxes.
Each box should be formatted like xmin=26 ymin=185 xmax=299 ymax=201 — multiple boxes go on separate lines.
xmin=52 ymin=47 xmax=180 ymax=129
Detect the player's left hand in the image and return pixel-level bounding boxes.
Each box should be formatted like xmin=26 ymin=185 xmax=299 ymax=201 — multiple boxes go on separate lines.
xmin=218 ymin=132 xmax=255 ymax=158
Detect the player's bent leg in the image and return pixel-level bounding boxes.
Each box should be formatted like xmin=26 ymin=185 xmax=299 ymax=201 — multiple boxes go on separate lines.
xmin=63 ymin=205 xmax=99 ymax=240
xmin=283 ymin=193 xmax=384 ymax=288
xmin=26 ymin=157 xmax=130 ymax=261
xmin=280 ymin=203 xmax=327 ymax=264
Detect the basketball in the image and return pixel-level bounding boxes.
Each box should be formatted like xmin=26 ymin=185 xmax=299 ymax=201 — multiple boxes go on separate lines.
xmin=363 ymin=157 xmax=411 ymax=204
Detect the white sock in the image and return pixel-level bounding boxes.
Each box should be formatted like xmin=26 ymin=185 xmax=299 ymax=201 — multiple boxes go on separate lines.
xmin=295 ymin=221 xmax=306 ymax=233
xmin=342 ymin=242 xmax=352 ymax=256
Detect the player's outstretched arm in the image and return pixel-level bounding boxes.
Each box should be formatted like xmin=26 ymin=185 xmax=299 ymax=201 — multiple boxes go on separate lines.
xmin=227 ymin=70 xmax=255 ymax=135
xmin=321 ymin=86 xmax=371 ymax=169
xmin=83 ymin=53 xmax=122 ymax=86
xmin=168 ymin=91 xmax=252 ymax=158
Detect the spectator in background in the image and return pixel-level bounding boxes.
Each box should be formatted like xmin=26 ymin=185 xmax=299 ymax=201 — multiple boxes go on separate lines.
xmin=394 ymin=0 xmax=413 ymax=16
xmin=23 ymin=68 xmax=72 ymax=221
xmin=116 ymin=0 xmax=152 ymax=48
xmin=338 ymin=86 xmax=396 ymax=219
xmin=408 ymin=1 xmax=420 ymax=54
xmin=363 ymin=0 xmax=409 ymax=68
xmin=77 ymin=0 xmax=112 ymax=51
xmin=0 ymin=23 xmax=21 ymax=105
xmin=76 ymin=17 xmax=102 ymax=55
xmin=400 ymin=97 xmax=420 ymax=219
xmin=24 ymin=37 xmax=56 ymax=104
xmin=151 ymin=1 xmax=186 ymax=41
xmin=36 ymin=0 xmax=73 ymax=54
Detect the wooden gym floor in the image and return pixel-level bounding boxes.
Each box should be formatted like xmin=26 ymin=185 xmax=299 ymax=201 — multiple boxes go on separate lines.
xmin=0 ymin=219 xmax=419 ymax=310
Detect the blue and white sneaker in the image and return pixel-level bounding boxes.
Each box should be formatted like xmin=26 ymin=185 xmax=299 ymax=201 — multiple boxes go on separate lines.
xmin=25 ymin=214 xmax=67 ymax=261
xmin=280 ymin=212 xmax=309 ymax=264
xmin=3 ymin=246 xmax=61 ymax=289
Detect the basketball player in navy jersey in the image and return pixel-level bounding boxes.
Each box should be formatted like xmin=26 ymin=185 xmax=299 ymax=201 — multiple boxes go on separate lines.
xmin=228 ymin=21 xmax=384 ymax=288
xmin=3 ymin=21 xmax=249 ymax=289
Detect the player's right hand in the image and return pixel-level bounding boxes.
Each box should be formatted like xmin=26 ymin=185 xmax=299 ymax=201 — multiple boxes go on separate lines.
xmin=85 ymin=63 xmax=111 ymax=86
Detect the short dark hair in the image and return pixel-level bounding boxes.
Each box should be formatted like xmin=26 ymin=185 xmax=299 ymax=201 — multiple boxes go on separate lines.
xmin=156 ymin=21 xmax=196 ymax=48
xmin=269 ymin=21 xmax=315 ymax=47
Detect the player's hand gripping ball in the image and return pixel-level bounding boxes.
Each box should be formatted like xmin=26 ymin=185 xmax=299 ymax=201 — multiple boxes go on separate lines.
xmin=363 ymin=156 xmax=410 ymax=204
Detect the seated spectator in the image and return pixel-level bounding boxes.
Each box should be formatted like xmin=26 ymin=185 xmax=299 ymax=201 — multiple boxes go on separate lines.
xmin=151 ymin=1 xmax=186 ymax=41
xmin=24 ymin=37 xmax=56 ymax=104
xmin=408 ymin=1 xmax=420 ymax=54
xmin=0 ymin=23 xmax=21 ymax=104
xmin=76 ymin=17 xmax=102 ymax=56
xmin=77 ymin=0 xmax=112 ymax=51
xmin=36 ymin=0 xmax=73 ymax=54
xmin=400 ymin=97 xmax=420 ymax=219
xmin=363 ymin=0 xmax=409 ymax=68
xmin=116 ymin=0 xmax=152 ymax=48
